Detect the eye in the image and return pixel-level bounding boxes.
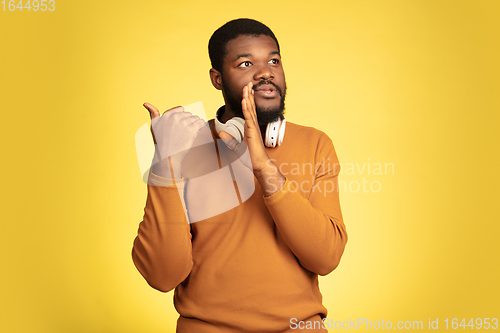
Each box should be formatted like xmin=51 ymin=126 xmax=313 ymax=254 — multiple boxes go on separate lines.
xmin=269 ymin=58 xmax=280 ymax=65
xmin=238 ymin=61 xmax=251 ymax=68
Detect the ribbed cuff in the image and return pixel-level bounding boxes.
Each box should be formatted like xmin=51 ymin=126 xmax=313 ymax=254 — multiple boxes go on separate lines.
xmin=263 ymin=178 xmax=295 ymax=205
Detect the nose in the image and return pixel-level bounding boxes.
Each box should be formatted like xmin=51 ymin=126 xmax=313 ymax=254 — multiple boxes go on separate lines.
xmin=253 ymin=63 xmax=274 ymax=81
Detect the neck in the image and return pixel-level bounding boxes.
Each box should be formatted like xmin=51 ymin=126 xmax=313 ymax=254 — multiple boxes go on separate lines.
xmin=219 ymin=105 xmax=236 ymax=123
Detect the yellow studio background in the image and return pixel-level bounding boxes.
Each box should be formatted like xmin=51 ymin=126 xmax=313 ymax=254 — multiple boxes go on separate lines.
xmin=0 ymin=0 xmax=498 ymax=332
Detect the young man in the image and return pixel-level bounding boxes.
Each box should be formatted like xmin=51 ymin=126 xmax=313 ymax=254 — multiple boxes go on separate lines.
xmin=133 ymin=19 xmax=348 ymax=332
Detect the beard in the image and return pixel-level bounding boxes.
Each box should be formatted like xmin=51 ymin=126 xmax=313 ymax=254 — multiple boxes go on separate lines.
xmin=222 ymin=78 xmax=287 ymax=127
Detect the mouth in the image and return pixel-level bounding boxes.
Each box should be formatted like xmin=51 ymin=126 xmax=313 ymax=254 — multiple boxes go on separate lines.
xmin=254 ymin=84 xmax=279 ymax=98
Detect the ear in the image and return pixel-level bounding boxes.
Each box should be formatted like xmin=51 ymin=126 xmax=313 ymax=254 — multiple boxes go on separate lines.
xmin=209 ymin=68 xmax=223 ymax=90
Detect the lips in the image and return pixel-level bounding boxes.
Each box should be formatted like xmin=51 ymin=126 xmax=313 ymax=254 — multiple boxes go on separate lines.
xmin=254 ymin=84 xmax=278 ymax=98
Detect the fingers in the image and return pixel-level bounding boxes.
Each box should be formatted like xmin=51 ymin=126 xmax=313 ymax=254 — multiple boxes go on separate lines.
xmin=242 ymin=83 xmax=257 ymax=125
xmin=248 ymin=82 xmax=256 ymax=115
xmin=166 ymin=105 xmax=184 ymax=114
xmin=247 ymin=83 xmax=257 ymax=123
xmin=219 ymin=131 xmax=252 ymax=170
xmin=151 ymin=111 xmax=206 ymax=142
xmin=178 ymin=114 xmax=206 ymax=132
xmin=219 ymin=131 xmax=242 ymax=151
xmin=193 ymin=117 xmax=207 ymax=132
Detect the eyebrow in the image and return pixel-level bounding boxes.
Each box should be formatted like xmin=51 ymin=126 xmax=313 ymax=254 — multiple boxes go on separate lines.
xmin=234 ymin=53 xmax=252 ymax=61
xmin=234 ymin=51 xmax=281 ymax=61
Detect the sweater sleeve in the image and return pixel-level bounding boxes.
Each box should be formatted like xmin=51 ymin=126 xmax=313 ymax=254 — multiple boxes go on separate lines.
xmin=263 ymin=137 xmax=347 ymax=276
xmin=131 ymin=171 xmax=193 ymax=292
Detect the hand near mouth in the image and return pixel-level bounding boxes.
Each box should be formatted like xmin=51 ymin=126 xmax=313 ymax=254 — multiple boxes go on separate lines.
xmin=219 ymin=81 xmax=286 ymax=196
xmin=219 ymin=81 xmax=269 ymax=172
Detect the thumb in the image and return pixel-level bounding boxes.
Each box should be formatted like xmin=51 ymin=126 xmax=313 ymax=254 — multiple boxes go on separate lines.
xmin=144 ymin=102 xmax=160 ymax=144
xmin=143 ymin=102 xmax=160 ymax=119
xmin=219 ymin=131 xmax=252 ymax=170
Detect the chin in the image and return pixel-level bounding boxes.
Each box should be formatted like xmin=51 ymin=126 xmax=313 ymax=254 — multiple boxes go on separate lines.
xmin=255 ymin=100 xmax=282 ymax=113
xmin=256 ymin=105 xmax=284 ymax=127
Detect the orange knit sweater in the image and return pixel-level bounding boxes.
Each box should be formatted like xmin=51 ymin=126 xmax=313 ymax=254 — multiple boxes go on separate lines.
xmin=132 ymin=121 xmax=348 ymax=332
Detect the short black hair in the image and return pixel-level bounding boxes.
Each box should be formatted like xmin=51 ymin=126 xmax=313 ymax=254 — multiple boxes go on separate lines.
xmin=208 ymin=18 xmax=280 ymax=73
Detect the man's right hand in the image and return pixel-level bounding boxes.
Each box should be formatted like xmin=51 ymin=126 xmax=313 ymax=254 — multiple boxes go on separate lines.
xmin=143 ymin=102 xmax=206 ymax=179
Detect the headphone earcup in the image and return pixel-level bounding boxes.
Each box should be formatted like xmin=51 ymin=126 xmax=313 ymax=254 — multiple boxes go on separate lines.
xmin=224 ymin=118 xmax=245 ymax=142
xmin=265 ymin=117 xmax=286 ymax=148
xmin=215 ymin=115 xmax=245 ymax=142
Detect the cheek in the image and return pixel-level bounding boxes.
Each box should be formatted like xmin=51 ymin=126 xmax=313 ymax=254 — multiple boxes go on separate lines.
xmin=224 ymin=70 xmax=253 ymax=97
xmin=232 ymin=83 xmax=246 ymax=97
xmin=225 ymin=83 xmax=244 ymax=101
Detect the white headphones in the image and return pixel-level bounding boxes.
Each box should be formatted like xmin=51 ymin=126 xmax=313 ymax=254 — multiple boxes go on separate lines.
xmin=214 ymin=107 xmax=286 ymax=148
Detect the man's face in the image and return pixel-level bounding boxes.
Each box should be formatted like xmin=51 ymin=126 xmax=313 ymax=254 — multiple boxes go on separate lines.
xmin=220 ymin=34 xmax=287 ymax=126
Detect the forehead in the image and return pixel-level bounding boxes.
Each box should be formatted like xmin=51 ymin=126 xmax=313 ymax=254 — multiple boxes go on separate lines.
xmin=224 ymin=35 xmax=279 ymax=62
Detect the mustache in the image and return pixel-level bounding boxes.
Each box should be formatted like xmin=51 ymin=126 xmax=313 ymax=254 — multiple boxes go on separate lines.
xmin=253 ymin=80 xmax=283 ymax=96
